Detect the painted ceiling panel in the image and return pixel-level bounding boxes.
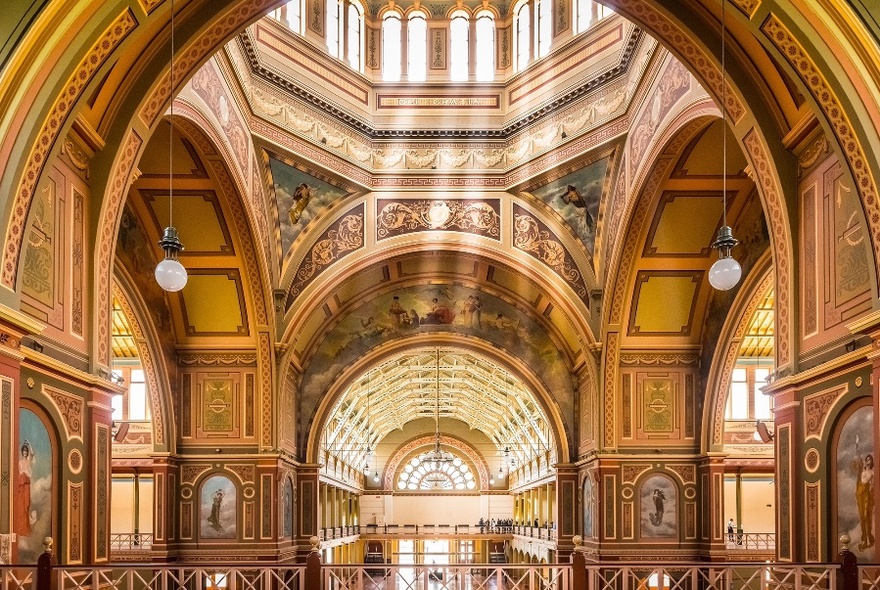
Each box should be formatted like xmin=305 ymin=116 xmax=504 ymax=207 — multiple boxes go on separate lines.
xmin=145 ymin=192 xmax=232 ymax=254
xmin=648 ymin=194 xmax=722 ymax=256
xmin=299 ymin=283 xmax=574 ymax=435
xmin=529 ymin=156 xmax=609 ymax=257
xmin=332 ymin=264 xmax=391 ymax=308
xmin=631 ymin=273 xmax=700 ymax=334
xmin=266 ymin=152 xmax=348 ymax=256
xmin=676 ymin=121 xmax=746 ymax=177
xmin=139 ymin=122 xmax=205 ymax=178
xmin=180 ymin=272 xmax=248 ymax=335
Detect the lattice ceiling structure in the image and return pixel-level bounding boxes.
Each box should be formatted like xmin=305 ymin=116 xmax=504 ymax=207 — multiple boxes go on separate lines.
xmin=740 ymin=288 xmax=774 ymax=359
xmin=321 ymin=348 xmax=555 ymax=471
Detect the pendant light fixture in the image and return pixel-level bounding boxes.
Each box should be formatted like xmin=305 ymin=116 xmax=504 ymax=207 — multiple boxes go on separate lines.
xmin=708 ymin=0 xmax=741 ymax=291
xmin=154 ymin=0 xmax=188 ymax=292
xmin=422 ymin=349 xmax=453 ymax=467
xmin=364 ymin=373 xmax=374 ymax=477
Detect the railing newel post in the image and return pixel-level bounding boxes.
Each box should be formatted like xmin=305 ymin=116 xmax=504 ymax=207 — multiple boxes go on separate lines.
xmin=570 ymin=536 xmax=586 ymax=590
xmin=304 ymin=536 xmax=322 ymax=590
xmin=836 ymin=535 xmax=858 ymax=590
xmin=36 ymin=537 xmax=55 ymax=590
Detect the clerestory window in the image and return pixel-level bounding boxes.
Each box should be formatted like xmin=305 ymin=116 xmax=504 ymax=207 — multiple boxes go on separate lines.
xmin=408 ymin=11 xmax=428 ymax=81
xmin=475 ymin=10 xmax=495 ymax=82
xmin=449 ymin=10 xmax=469 ymax=81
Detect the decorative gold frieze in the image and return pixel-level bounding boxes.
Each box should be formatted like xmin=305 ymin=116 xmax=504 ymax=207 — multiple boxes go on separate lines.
xmin=376 ymin=199 xmax=500 ymax=240
xmin=513 ymin=205 xmax=588 ymax=302
xmin=287 ymin=205 xmax=365 ymax=304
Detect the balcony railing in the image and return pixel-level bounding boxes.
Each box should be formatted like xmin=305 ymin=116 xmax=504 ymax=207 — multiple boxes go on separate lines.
xmin=725 ymin=532 xmax=775 ymax=551
xmin=349 ymin=523 xmax=556 ymax=537
xmin=109 ymin=533 xmax=154 ymax=551
xmin=4 ymin=554 xmax=858 ymax=590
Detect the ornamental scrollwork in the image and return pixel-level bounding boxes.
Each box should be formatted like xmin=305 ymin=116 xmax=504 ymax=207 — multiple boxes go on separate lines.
xmin=513 ymin=210 xmax=586 ymax=299
xmin=376 ymin=200 xmax=500 ymax=239
xmin=288 ymin=207 xmax=365 ymax=303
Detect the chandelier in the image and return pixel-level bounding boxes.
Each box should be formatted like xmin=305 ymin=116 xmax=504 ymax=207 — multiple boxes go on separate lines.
xmin=421 ymin=349 xmax=453 ymax=468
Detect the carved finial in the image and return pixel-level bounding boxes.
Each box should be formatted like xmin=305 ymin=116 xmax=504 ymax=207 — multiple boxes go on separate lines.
xmin=43 ymin=537 xmax=53 ymax=554
xmin=572 ymin=535 xmax=582 ymax=547
xmin=309 ymin=536 xmax=320 ymax=552
xmin=840 ymin=534 xmax=851 ymax=552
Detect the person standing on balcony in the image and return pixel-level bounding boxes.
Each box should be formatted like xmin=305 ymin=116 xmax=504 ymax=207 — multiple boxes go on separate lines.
xmin=727 ymin=519 xmax=734 ymax=542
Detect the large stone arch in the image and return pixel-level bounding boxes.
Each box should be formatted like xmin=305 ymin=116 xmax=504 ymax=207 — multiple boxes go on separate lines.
xmin=702 ymin=251 xmax=774 ymax=452
xmin=111 ymin=270 xmax=176 ymax=453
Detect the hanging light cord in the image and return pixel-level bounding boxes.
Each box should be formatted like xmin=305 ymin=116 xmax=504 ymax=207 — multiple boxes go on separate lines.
xmin=721 ymin=0 xmax=727 ymax=228
xmin=169 ymin=0 xmax=175 ymax=228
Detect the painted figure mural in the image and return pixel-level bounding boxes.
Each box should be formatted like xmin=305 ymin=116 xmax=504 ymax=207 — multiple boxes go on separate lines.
xmin=837 ymin=405 xmax=875 ymax=560
xmin=283 ymin=478 xmax=293 ymax=538
xmin=640 ymin=474 xmax=676 ymax=538
xmin=582 ymin=477 xmax=594 ymax=538
xmin=529 ymin=156 xmax=609 ymax=256
xmin=200 ymin=475 xmax=237 ymax=539
xmin=16 ymin=408 xmax=52 ymax=563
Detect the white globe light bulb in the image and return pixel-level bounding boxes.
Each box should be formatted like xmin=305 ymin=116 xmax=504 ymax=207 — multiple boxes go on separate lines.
xmin=708 ymin=256 xmax=741 ymax=291
xmin=155 ymin=258 xmax=188 ymax=292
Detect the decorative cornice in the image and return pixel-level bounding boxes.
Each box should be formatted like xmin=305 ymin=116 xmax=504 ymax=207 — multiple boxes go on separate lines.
xmin=618 ymin=353 xmax=699 ymax=366
xmin=178 ymin=352 xmax=258 ymax=366
xmin=239 ymin=27 xmax=643 ymax=140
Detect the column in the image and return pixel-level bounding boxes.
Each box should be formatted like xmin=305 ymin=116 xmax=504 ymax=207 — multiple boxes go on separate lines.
xmin=698 ymin=455 xmax=728 ymax=557
xmin=555 ymin=464 xmax=578 ymax=558
xmin=296 ymin=464 xmax=322 ymax=559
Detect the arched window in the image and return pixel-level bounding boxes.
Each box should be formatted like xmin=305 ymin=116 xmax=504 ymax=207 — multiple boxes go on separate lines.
xmin=347 ymin=1 xmax=363 ymax=71
xmin=449 ymin=10 xmax=469 ymax=82
xmin=515 ymin=1 xmax=530 ymax=71
xmin=270 ymin=0 xmax=302 ymax=34
xmin=408 ymin=11 xmax=428 ymax=81
xmin=326 ymin=0 xmax=341 ymax=58
xmin=575 ymin=0 xmax=612 ymax=34
xmin=475 ymin=10 xmax=495 ymax=82
xmin=382 ymin=12 xmax=402 ymax=81
xmin=537 ymin=0 xmax=552 ymax=58
xmin=396 ymin=454 xmax=477 ymax=490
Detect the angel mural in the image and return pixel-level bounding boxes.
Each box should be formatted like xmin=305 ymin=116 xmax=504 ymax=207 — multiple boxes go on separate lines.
xmin=837 ymin=405 xmax=876 ymax=561
xmin=14 ymin=440 xmax=35 ymax=536
xmin=288 ymin=182 xmax=314 ymax=224
xmin=16 ymin=409 xmax=52 ymax=563
xmin=640 ymin=474 xmax=676 ymax=538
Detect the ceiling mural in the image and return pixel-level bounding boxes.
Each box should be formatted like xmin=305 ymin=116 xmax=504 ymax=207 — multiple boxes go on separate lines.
xmin=298 ymin=283 xmax=574 ymax=436
xmin=265 ymin=151 xmax=348 ymax=257
xmin=529 ymin=156 xmax=609 ymax=257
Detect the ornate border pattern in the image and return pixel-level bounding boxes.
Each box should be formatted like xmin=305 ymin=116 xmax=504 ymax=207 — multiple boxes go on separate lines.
xmin=803 ymin=384 xmax=847 ymax=440
xmin=513 ymin=205 xmax=588 ymax=303
xmin=377 ymin=199 xmax=500 ymax=240
xmin=113 ymin=283 xmax=167 ymax=446
xmin=2 ymin=10 xmax=137 ymax=288
xmin=742 ymin=129 xmax=792 ymax=367
xmin=286 ymin=204 xmax=365 ymax=306
xmin=139 ymin=0 xmax=280 ymax=127
xmin=613 ymin=0 xmax=745 ymax=123
xmin=44 ymin=386 xmax=84 ymax=440
xmin=762 ymin=15 xmax=880 ymax=283
xmin=96 ymin=130 xmax=143 ymax=366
